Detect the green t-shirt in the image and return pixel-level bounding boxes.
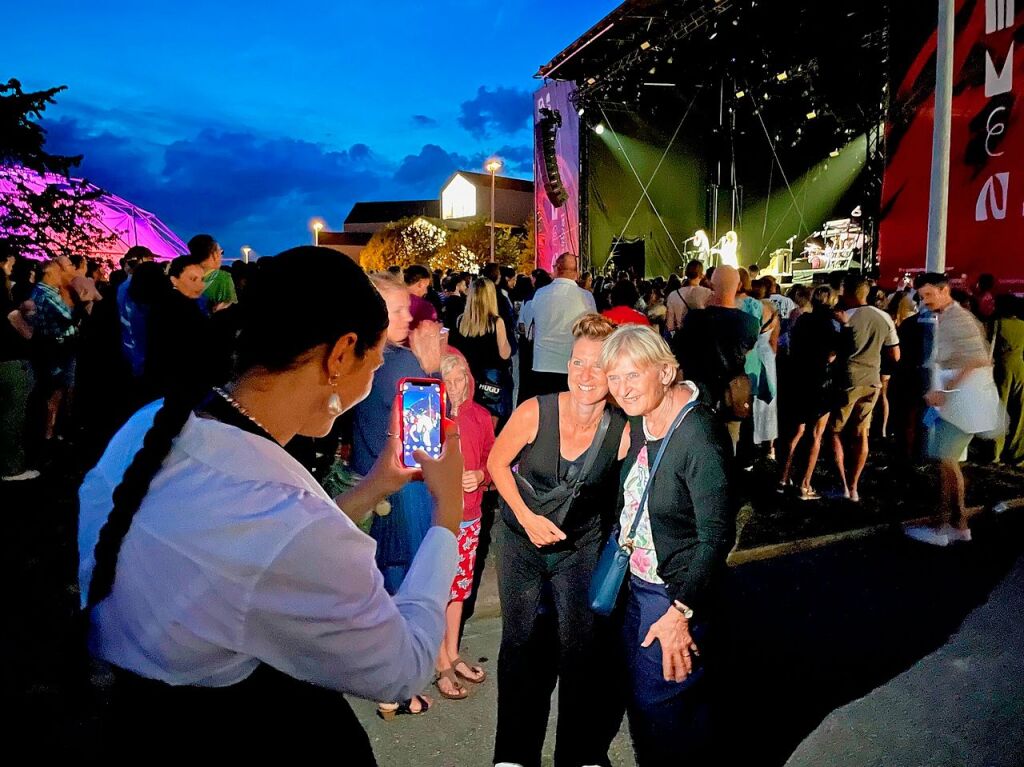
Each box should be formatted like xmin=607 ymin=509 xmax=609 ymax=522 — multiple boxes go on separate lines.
xmin=203 ymin=269 xmax=237 ymax=307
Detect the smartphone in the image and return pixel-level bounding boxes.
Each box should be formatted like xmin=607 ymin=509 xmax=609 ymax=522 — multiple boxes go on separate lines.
xmin=398 ymin=377 xmax=446 ymax=468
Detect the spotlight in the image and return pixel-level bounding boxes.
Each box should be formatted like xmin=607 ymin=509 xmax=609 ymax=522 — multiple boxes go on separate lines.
xmin=735 ymin=90 xmax=746 ymax=98
xmin=640 ymin=41 xmax=651 ymax=50
xmin=649 ymin=67 xmax=656 ymax=75
xmin=776 ymin=72 xmax=788 ymax=81
xmin=806 ymin=110 xmax=817 ymax=120
xmin=594 ymin=123 xmax=606 ymax=135
xmin=667 ymin=56 xmax=674 ymax=64
xmin=829 ymin=149 xmax=840 ymax=157
xmin=587 ymin=77 xmax=597 ymax=85
xmin=577 ymin=107 xmax=585 ymax=116
xmin=709 ymin=31 xmax=718 ymax=40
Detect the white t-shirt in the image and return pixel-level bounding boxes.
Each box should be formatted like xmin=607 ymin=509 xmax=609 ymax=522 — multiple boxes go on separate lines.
xmin=530 ymin=278 xmax=597 ymax=373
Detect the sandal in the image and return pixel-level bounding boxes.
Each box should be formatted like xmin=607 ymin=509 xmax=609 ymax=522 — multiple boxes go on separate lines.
xmin=433 ymin=668 xmax=469 ymax=700
xmin=376 ymin=694 xmax=432 ymax=721
xmin=799 ymin=486 xmax=821 ymax=501
xmin=452 ymin=656 xmax=487 ymax=684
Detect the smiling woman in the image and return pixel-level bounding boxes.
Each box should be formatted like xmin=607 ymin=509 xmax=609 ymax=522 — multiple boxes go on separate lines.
xmin=599 ymin=323 xmax=736 ymax=765
xmin=488 ymin=313 xmax=630 ymax=767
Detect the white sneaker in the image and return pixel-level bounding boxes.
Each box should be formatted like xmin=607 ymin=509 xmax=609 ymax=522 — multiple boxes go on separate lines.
xmin=941 ymin=524 xmax=972 ymax=543
xmin=2 ymin=469 xmax=40 ymax=482
xmin=905 ymin=525 xmax=949 ymax=546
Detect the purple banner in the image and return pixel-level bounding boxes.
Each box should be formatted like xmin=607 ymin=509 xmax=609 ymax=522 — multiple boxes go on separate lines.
xmin=533 ymin=81 xmax=580 ymax=272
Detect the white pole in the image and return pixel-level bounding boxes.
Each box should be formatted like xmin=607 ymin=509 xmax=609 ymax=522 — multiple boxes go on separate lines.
xmin=490 ymin=171 xmax=496 ymax=262
xmin=925 ymin=0 xmax=955 ymax=274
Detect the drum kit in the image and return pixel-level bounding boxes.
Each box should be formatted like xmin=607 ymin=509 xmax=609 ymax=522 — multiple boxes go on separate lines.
xmin=764 ymin=218 xmax=864 ymax=283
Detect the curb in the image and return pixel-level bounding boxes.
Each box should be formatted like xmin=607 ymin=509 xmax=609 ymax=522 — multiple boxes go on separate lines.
xmin=727 ymin=498 xmax=1024 ymax=566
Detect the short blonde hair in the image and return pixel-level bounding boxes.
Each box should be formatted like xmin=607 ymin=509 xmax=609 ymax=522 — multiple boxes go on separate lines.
xmin=572 ymin=312 xmax=617 ymax=341
xmin=368 ymin=271 xmax=406 ymax=295
xmin=598 ymin=323 xmax=680 ymax=378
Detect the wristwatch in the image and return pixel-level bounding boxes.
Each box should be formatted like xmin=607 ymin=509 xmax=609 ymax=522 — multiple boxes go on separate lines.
xmin=672 ymin=600 xmax=694 ymax=620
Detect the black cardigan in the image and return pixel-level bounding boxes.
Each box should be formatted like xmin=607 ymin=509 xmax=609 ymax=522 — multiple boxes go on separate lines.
xmin=618 ymin=402 xmax=735 ymax=614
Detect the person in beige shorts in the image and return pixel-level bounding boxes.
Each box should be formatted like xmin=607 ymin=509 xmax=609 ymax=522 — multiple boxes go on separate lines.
xmin=831 ymin=276 xmax=900 ymax=502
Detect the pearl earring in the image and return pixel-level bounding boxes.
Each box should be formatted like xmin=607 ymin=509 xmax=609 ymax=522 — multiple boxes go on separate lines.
xmin=327 ymin=375 xmax=343 ymax=416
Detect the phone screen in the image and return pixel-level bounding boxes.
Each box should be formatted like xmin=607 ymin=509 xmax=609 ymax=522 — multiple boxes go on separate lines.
xmin=401 ymin=380 xmax=443 ymax=468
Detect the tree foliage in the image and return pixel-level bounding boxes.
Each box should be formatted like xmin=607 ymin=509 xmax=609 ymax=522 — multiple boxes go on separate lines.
xmin=0 ymin=79 xmax=116 ymax=259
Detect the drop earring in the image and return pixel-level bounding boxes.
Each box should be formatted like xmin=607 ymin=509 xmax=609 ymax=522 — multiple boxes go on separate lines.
xmin=327 ymin=375 xmax=343 ymax=416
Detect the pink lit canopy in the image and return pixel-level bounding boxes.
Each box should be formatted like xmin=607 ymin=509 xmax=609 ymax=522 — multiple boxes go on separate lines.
xmin=0 ymin=166 xmax=187 ymax=260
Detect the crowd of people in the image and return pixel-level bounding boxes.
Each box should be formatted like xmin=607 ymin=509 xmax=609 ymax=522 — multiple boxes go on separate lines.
xmin=1 ymin=238 xmax=1019 ymax=764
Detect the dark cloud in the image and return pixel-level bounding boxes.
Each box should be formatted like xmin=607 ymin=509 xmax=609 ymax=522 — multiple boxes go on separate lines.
xmin=458 ymin=86 xmax=531 ymax=139
xmin=393 ymin=144 xmax=470 ymax=189
xmin=412 ymin=115 xmax=438 ymax=127
xmin=40 ymin=116 xmax=532 ymax=255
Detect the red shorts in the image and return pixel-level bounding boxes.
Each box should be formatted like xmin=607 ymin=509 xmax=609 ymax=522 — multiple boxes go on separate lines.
xmin=449 ymin=518 xmax=481 ymax=602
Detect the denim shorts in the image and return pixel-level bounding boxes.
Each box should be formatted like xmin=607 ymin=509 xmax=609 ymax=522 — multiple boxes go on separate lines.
xmin=928 ymin=418 xmax=973 ymax=462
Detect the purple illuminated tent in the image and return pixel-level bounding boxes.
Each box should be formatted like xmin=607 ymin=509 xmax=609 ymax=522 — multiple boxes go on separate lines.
xmin=0 ymin=166 xmax=187 ymax=261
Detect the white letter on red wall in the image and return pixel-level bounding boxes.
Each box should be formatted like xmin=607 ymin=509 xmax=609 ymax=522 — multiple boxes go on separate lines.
xmin=976 ymin=172 xmax=1010 ymax=221
xmin=985 ymin=43 xmax=1014 ymax=97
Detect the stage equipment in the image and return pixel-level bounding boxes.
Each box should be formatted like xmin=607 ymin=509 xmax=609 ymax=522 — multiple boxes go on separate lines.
xmin=606 ymin=236 xmax=646 ymax=277
xmin=538 ymin=107 xmax=569 ymax=208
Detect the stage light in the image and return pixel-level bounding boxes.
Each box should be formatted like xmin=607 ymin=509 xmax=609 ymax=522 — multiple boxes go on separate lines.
xmin=594 ymin=123 xmax=605 ymax=135
xmin=735 ymin=90 xmax=746 ymax=98
xmin=776 ymin=72 xmax=788 ymax=81
xmin=806 ymin=110 xmax=817 ymax=120
xmin=578 ymin=107 xmax=585 ymax=116
xmin=829 ymin=149 xmax=840 ymax=157
xmin=709 ymin=31 xmax=718 ymax=40
xmin=640 ymin=41 xmax=651 ymax=50
xmin=587 ymin=77 xmax=597 ymax=85
xmin=667 ymin=57 xmax=674 ymax=64
xmin=649 ymin=67 xmax=656 ymax=74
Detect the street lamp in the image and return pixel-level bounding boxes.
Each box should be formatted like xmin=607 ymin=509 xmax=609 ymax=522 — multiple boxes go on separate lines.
xmin=313 ymin=221 xmax=324 ymax=247
xmin=241 ymin=246 xmax=251 ymax=264
xmin=485 ymin=158 xmax=502 ymax=263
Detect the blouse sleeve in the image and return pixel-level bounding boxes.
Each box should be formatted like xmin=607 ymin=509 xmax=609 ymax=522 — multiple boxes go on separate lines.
xmin=243 ymin=503 xmax=457 ymax=702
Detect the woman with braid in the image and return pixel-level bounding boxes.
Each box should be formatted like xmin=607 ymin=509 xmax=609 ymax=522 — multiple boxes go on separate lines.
xmin=78 ymin=247 xmax=464 ymax=762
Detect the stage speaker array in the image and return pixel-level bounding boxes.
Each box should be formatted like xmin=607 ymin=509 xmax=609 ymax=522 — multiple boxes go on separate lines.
xmin=538 ymin=107 xmax=569 ymax=208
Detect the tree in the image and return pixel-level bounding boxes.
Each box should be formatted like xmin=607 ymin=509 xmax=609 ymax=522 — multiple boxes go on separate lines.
xmin=360 ymin=217 xmax=448 ymax=271
xmin=445 ymin=218 xmax=526 ymax=271
xmin=0 ymin=79 xmax=116 ymax=259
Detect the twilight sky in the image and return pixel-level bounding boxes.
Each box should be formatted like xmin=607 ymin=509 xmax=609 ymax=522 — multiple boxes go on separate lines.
xmin=7 ymin=0 xmax=619 ymax=257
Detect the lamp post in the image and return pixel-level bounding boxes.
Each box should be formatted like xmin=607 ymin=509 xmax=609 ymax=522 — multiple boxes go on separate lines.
xmin=313 ymin=221 xmax=324 ymax=247
xmin=485 ymin=158 xmax=502 ymax=263
xmin=241 ymin=246 xmax=251 ymax=264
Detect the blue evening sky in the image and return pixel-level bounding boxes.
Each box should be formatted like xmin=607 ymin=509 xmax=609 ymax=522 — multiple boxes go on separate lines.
xmin=6 ymin=0 xmax=619 ymax=256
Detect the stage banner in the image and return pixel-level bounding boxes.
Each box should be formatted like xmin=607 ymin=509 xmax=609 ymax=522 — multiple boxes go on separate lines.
xmin=880 ymin=0 xmax=1024 ymax=288
xmin=533 ymin=81 xmax=580 ymax=273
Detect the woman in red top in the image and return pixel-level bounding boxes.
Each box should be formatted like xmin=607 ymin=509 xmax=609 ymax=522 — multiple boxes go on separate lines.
xmin=602 ymin=280 xmax=651 ymax=327
xmin=434 ymin=351 xmax=496 ymax=699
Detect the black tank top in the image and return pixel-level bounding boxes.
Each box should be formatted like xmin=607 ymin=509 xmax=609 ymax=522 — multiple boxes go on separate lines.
xmin=503 ymin=394 xmax=626 ymax=542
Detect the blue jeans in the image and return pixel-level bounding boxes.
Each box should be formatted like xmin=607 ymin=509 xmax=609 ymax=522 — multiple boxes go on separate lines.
xmin=622 ymin=576 xmax=712 ymax=766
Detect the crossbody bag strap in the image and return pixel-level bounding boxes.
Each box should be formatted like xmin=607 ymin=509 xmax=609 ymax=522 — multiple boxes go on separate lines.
xmin=624 ymin=399 xmax=698 ymax=543
xmin=574 ymin=409 xmax=612 ymax=491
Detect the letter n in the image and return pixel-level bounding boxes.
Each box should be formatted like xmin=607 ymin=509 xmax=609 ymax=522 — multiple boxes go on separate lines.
xmin=976 ymin=172 xmax=1010 ymax=221
xmin=985 ymin=43 xmax=1014 ymax=97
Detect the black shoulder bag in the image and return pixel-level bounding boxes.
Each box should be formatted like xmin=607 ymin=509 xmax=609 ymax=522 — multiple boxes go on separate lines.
xmin=512 ymin=409 xmax=612 ymax=529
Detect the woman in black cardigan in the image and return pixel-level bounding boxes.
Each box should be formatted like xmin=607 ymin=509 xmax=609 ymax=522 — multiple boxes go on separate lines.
xmin=601 ymin=324 xmax=735 ymax=766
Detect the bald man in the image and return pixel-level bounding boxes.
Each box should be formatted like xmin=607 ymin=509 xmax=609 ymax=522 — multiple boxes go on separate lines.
xmin=671 ymin=265 xmax=759 ymax=453
xmin=529 ymin=253 xmax=596 ymax=396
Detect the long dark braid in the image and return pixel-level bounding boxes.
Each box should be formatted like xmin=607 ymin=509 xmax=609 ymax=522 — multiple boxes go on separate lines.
xmin=84 ymin=246 xmax=388 ymax=610
xmin=86 ymin=395 xmax=201 ymax=608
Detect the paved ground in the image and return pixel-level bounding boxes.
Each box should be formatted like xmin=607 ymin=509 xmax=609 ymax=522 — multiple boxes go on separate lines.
xmin=346 ymin=510 xmax=1024 ymax=766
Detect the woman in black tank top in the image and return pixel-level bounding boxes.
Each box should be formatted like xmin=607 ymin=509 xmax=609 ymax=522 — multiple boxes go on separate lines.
xmin=487 ymin=314 xmax=629 ymax=767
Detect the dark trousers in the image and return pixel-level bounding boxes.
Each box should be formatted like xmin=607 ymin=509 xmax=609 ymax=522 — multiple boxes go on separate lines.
xmin=623 ymin=576 xmax=713 ymax=766
xmin=494 ymin=522 xmax=623 ymax=767
xmin=531 ymin=371 xmax=569 ymax=398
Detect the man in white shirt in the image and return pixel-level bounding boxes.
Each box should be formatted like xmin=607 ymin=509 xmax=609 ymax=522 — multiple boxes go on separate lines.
xmin=529 ymin=253 xmax=596 ymax=395
xmin=666 ymin=260 xmax=713 ymax=334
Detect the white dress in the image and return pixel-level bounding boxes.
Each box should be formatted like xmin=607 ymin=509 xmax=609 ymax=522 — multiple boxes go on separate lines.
xmin=753 ymin=330 xmax=778 ymax=444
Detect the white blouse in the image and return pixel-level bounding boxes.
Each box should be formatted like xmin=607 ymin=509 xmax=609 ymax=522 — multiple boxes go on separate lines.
xmin=78 ymin=401 xmax=457 ymax=703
